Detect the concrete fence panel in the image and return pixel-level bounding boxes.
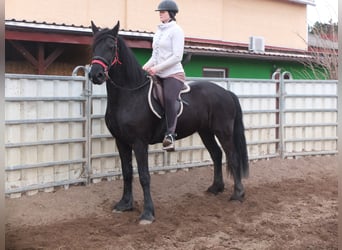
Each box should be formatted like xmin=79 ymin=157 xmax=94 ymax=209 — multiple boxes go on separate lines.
xmin=4 ymin=70 xmax=338 ymax=196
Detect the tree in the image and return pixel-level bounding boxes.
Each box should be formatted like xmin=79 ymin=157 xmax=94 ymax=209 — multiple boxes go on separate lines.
xmin=300 ymin=21 xmax=338 ymax=80
xmin=309 ymin=21 xmax=338 ymax=40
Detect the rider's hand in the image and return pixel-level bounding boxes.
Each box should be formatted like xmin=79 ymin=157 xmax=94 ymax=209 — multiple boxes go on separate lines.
xmin=143 ymin=66 xmax=157 ymax=76
xmin=148 ymin=67 xmax=157 ymax=76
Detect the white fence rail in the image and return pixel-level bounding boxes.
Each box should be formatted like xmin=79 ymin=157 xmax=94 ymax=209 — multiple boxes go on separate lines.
xmin=5 ymin=74 xmax=88 ymax=196
xmin=281 ymin=79 xmax=338 ymax=157
xmin=4 ymin=68 xmax=338 ymax=196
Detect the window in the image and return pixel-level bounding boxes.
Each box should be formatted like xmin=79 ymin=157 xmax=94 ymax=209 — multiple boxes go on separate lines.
xmin=202 ymin=67 xmax=228 ymax=78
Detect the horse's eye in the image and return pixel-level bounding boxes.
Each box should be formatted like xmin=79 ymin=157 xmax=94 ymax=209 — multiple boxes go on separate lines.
xmin=106 ymin=39 xmax=115 ymax=48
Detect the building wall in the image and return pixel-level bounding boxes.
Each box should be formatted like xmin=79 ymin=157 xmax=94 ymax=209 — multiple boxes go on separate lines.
xmin=133 ymin=48 xmax=308 ymax=79
xmin=5 ymin=0 xmax=308 ymax=50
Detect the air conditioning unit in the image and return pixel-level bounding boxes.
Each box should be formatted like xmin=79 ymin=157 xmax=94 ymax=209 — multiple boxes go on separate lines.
xmin=249 ymin=36 xmax=265 ymax=53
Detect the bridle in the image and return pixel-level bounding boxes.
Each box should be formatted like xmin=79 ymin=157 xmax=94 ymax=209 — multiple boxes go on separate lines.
xmin=91 ymin=35 xmax=122 ymax=80
xmin=90 ymin=35 xmax=150 ymax=91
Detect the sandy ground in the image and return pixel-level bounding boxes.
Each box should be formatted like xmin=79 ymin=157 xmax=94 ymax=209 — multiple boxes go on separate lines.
xmin=5 ymin=155 xmax=337 ymax=250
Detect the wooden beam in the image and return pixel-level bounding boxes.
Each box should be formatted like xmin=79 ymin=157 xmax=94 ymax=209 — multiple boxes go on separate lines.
xmin=6 ymin=30 xmax=152 ymax=48
xmin=9 ymin=41 xmax=65 ymax=74
xmin=44 ymin=46 xmax=64 ymax=70
xmin=8 ymin=40 xmax=38 ymax=67
xmin=37 ymin=43 xmax=45 ymax=74
xmin=125 ymin=40 xmax=152 ymax=49
xmin=6 ymin=30 xmax=92 ymax=45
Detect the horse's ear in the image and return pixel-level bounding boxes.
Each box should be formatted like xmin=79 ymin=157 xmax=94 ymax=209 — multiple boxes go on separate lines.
xmin=112 ymin=21 xmax=120 ymax=36
xmin=91 ymin=21 xmax=99 ymax=34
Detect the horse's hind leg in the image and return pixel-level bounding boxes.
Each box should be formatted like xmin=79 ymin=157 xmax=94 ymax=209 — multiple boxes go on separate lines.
xmin=199 ymin=131 xmax=224 ymax=195
xmin=227 ymin=151 xmax=245 ymax=201
xmin=112 ymin=140 xmax=134 ymax=212
xmin=216 ymin=134 xmax=245 ymax=201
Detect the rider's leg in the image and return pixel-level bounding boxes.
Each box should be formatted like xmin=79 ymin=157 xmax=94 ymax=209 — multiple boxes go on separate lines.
xmin=162 ymin=77 xmax=184 ymax=150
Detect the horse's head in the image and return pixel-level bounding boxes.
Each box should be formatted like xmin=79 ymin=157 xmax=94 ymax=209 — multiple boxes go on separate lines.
xmin=89 ymin=21 xmax=121 ymax=85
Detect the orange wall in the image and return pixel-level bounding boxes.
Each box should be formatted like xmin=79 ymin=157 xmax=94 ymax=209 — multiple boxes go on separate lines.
xmin=5 ymin=0 xmax=308 ymax=50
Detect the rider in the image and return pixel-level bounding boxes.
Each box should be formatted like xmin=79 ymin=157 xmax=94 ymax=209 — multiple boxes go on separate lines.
xmin=143 ymin=0 xmax=185 ymax=151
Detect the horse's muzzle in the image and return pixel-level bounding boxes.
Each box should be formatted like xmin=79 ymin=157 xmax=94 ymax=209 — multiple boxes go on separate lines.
xmin=89 ymin=66 xmax=106 ymax=85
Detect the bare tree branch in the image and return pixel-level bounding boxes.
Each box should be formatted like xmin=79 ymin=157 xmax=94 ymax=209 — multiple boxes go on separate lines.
xmin=298 ymin=22 xmax=338 ymax=80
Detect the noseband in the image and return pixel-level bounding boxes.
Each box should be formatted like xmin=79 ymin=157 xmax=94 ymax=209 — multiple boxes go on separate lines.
xmin=91 ymin=36 xmax=122 ymax=79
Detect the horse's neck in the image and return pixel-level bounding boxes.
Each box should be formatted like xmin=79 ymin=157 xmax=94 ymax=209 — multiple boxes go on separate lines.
xmin=105 ymin=73 xmax=149 ymax=101
xmin=107 ymin=70 xmax=147 ymax=91
xmin=113 ymin=38 xmax=146 ymax=87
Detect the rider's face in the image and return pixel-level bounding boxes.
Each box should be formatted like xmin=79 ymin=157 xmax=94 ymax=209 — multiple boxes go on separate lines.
xmin=159 ymin=11 xmax=171 ymax=23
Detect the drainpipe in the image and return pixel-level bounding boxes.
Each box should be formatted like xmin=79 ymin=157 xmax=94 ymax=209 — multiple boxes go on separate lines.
xmin=182 ymin=53 xmax=192 ymax=65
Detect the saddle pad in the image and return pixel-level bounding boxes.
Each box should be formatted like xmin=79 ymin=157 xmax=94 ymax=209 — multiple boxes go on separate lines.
xmin=147 ymin=76 xmax=190 ymax=119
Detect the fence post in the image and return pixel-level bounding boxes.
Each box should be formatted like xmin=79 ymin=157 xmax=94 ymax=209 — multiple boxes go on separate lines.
xmin=279 ymin=72 xmax=292 ymax=159
xmin=272 ymin=71 xmax=282 ymax=158
xmin=85 ymin=65 xmax=92 ymax=185
xmin=278 ymin=74 xmax=285 ymax=159
xmin=73 ymin=65 xmax=92 ymax=184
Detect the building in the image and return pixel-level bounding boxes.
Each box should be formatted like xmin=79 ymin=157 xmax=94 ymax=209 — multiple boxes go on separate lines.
xmin=5 ymin=0 xmax=316 ymax=78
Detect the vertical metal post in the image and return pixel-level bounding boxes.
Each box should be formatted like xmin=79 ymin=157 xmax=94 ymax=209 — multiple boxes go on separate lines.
xmin=278 ymin=74 xmax=285 ymax=159
xmin=226 ymin=78 xmax=231 ymax=91
xmin=73 ymin=65 xmax=92 ymax=184
xmin=279 ymin=72 xmax=292 ymax=159
xmin=272 ymin=71 xmax=282 ymax=158
xmin=84 ymin=65 xmax=92 ymax=185
xmin=0 ymin=16 xmax=5 ymax=248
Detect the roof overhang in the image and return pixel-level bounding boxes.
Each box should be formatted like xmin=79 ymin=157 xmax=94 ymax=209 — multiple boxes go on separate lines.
xmin=5 ymin=19 xmax=153 ymax=48
xmin=185 ymin=46 xmax=311 ymax=62
xmin=184 ymin=37 xmax=311 ymax=62
xmin=287 ymin=0 xmax=315 ymax=6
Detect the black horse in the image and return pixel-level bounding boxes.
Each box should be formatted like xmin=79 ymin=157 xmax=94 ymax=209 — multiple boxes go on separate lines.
xmin=89 ymin=21 xmax=249 ymax=224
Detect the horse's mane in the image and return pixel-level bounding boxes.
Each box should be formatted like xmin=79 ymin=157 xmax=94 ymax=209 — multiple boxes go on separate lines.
xmin=93 ymin=28 xmax=146 ymax=84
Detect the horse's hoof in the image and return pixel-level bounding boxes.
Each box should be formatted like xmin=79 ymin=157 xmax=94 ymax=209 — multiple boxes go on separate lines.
xmin=139 ymin=219 xmax=154 ymax=225
xmin=112 ymin=201 xmax=134 ymax=212
xmin=207 ymin=185 xmax=224 ymax=195
xmin=229 ymin=192 xmax=245 ymax=202
xmin=112 ymin=209 xmax=123 ymax=213
xmin=139 ymin=213 xmax=155 ymax=225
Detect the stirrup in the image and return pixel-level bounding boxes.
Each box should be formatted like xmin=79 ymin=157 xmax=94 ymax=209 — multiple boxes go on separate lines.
xmin=162 ymin=133 xmax=175 ymax=151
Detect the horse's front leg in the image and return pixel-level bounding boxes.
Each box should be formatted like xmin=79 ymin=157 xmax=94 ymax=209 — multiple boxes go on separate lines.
xmin=133 ymin=141 xmax=155 ymax=225
xmin=112 ymin=140 xmax=134 ymax=212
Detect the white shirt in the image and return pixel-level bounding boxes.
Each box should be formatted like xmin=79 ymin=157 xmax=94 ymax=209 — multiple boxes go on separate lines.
xmin=144 ymin=21 xmax=185 ymax=78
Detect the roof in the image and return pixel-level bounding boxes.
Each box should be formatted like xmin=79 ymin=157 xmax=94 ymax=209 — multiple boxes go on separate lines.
xmin=185 ymin=45 xmax=310 ymax=61
xmin=308 ymin=33 xmax=338 ymax=50
xmin=288 ymin=0 xmax=315 ymax=6
xmin=5 ymin=19 xmax=154 ymax=39
xmin=5 ymin=19 xmax=312 ymax=62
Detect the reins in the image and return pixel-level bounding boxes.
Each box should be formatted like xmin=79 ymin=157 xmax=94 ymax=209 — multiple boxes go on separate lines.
xmin=107 ymin=75 xmax=151 ymax=91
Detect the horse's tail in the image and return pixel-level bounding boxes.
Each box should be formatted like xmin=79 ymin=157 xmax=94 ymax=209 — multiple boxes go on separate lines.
xmin=231 ymin=91 xmax=249 ymax=178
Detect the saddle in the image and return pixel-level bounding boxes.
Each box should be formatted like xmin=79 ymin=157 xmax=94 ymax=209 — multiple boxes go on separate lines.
xmin=147 ymin=76 xmax=191 ymax=119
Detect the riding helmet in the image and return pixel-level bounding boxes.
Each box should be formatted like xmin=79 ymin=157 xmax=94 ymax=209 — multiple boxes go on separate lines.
xmin=156 ymin=0 xmax=179 ymax=13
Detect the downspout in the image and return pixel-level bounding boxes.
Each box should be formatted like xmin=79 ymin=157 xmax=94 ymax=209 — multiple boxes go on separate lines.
xmin=182 ymin=53 xmax=192 ymax=65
